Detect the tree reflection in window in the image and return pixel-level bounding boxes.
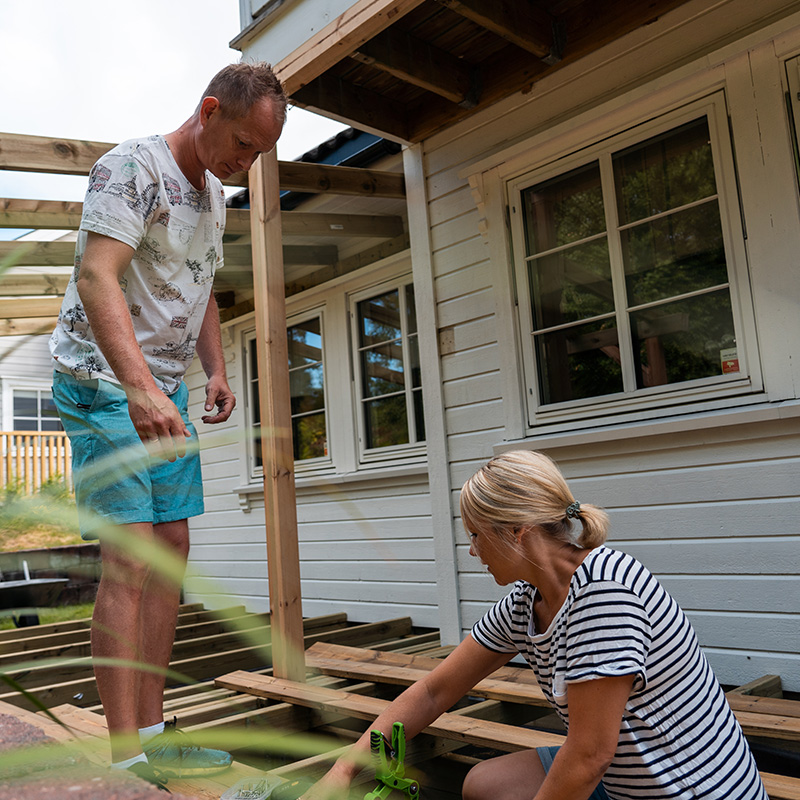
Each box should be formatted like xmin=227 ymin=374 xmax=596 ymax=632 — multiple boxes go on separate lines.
xmin=521 ymin=116 xmax=738 ymax=405
xmin=357 ymin=284 xmax=424 ymax=450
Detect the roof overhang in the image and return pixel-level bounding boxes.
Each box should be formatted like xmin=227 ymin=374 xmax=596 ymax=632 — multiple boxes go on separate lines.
xmin=246 ymin=0 xmax=698 ymax=143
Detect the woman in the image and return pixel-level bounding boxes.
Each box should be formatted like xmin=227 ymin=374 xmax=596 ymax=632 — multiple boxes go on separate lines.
xmin=308 ymin=450 xmax=767 ymax=800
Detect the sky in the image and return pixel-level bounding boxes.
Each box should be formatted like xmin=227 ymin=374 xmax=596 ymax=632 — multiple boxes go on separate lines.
xmin=0 ymin=0 xmax=348 ymax=239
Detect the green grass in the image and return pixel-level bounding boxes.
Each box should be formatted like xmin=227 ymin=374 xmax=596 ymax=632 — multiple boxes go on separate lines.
xmin=0 ymin=601 xmax=95 ymax=630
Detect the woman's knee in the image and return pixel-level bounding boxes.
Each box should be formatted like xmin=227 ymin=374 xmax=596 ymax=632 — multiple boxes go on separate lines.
xmin=462 ymin=760 xmax=495 ymax=800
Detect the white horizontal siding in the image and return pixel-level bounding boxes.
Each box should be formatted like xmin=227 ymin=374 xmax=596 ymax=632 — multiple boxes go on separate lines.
xmin=417 ymin=5 xmax=800 ymax=691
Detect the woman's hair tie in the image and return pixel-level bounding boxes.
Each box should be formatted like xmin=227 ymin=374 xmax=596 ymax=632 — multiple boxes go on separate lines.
xmin=565 ymin=501 xmax=582 ymax=519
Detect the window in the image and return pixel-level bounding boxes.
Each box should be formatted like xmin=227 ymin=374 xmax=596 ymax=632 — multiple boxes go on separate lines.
xmin=242 ymin=264 xmax=425 ymax=479
xmin=509 ymin=97 xmax=754 ymax=424
xmin=12 ymin=388 xmax=62 ymax=431
xmin=246 ymin=311 xmax=328 ymax=476
xmin=352 ymin=281 xmax=424 ymax=458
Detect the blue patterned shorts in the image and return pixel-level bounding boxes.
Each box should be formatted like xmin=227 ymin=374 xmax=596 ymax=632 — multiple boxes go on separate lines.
xmin=52 ymin=371 xmax=204 ymax=539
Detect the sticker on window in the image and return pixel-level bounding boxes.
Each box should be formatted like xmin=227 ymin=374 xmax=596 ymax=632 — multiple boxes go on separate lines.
xmin=720 ymin=347 xmax=739 ymax=374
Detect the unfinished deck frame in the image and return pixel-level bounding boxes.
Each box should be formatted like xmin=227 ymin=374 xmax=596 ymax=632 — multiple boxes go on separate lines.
xmin=0 ymin=130 xmax=409 ymax=679
xmin=3 ymin=623 xmax=799 ymax=800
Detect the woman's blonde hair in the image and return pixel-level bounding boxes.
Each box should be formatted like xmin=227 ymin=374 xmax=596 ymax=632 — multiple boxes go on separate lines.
xmin=459 ymin=450 xmax=609 ymax=550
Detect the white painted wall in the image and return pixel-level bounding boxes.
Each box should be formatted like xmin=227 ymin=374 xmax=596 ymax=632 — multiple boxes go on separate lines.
xmin=417 ymin=0 xmax=800 ymax=690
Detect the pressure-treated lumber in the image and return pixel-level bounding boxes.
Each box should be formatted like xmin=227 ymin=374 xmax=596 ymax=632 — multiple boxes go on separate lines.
xmin=215 ymin=671 xmax=565 ymax=751
xmin=0 ymin=199 xmax=403 ymax=240
xmin=0 ymin=132 xmax=406 ymax=197
xmin=306 ymin=643 xmax=800 ymax=743
xmin=249 ymin=149 xmax=305 ymax=682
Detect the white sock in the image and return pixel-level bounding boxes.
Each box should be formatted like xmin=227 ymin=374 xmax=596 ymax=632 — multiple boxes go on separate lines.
xmin=111 ymin=753 xmax=148 ymax=770
xmin=139 ymin=721 xmax=165 ymax=745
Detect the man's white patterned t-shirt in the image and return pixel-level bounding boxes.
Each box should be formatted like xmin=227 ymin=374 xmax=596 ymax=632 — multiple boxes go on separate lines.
xmin=50 ymin=135 xmax=226 ymax=395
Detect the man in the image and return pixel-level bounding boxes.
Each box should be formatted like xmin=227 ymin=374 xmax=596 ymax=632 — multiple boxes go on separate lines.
xmin=50 ymin=62 xmax=286 ymax=787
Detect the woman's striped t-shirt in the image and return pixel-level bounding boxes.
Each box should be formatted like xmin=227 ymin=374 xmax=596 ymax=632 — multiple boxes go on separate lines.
xmin=471 ymin=546 xmax=766 ymax=800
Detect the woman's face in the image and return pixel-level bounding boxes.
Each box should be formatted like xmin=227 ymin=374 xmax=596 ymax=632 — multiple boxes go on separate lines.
xmin=468 ymin=526 xmax=520 ymax=586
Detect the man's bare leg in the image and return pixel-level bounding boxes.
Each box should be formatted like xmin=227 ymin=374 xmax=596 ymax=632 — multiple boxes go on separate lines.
xmin=92 ymin=522 xmax=156 ymax=762
xmin=137 ymin=518 xmax=189 ymax=728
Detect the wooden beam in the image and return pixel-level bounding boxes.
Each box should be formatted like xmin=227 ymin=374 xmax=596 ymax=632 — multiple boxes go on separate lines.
xmin=1 ymin=201 xmax=403 ymax=241
xmin=273 ymin=0 xmax=428 ymax=96
xmin=0 ymin=241 xmax=75 ymax=267
xmin=249 ymin=148 xmax=305 ymax=682
xmin=293 ymin=72 xmax=411 ymax=143
xmin=0 ymin=272 xmax=70 ymax=296
xmin=0 ymin=297 xmax=62 ymax=318
xmin=435 ymin=0 xmax=555 ymax=59
xmin=0 ymin=198 xmax=83 ymax=230
xmin=351 ymin=26 xmax=478 ymax=106
xmin=277 ymin=161 xmax=406 ymax=198
xmin=0 ymin=133 xmax=406 ymax=197
xmin=0 ymin=317 xmax=56 ymax=336
xmin=215 ymin=672 xmax=566 ymax=751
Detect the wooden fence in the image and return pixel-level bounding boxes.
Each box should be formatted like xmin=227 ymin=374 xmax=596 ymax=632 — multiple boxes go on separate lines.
xmin=0 ymin=431 xmax=71 ymax=495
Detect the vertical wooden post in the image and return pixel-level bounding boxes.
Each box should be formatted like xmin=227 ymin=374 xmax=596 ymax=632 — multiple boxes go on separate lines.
xmin=248 ymin=148 xmax=306 ymax=681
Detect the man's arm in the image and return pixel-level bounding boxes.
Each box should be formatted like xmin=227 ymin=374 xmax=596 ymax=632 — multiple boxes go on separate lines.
xmin=195 ymin=291 xmax=236 ymax=424
xmin=76 ymin=232 xmax=190 ymax=460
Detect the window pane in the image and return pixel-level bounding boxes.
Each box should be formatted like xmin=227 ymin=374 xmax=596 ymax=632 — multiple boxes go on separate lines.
xmin=288 ymin=318 xmax=322 ymax=369
xmin=529 ymin=239 xmax=614 ymax=329
xmin=290 ymin=365 xmax=325 ymax=414
xmin=13 ymin=419 xmax=38 ymax=431
xmin=362 ymin=341 xmax=405 ymax=397
xmin=405 ymin=284 xmax=418 ymax=335
xmin=41 ymin=394 xmax=60 ymax=419
xmin=408 ymin=334 xmax=422 ymax=389
xmin=631 ymin=290 xmax=737 ymax=388
xmin=534 ymin=319 xmax=624 ymax=404
xmin=42 ymin=419 xmax=62 ymax=431
xmin=413 ymin=387 xmax=425 ymax=442
xmin=621 ymin=200 xmax=727 ymax=306
xmin=293 ymin=412 xmax=327 ymax=460
xmin=13 ymin=391 xmax=38 ymax=418
xmin=365 ymin=395 xmax=409 ymax=449
xmin=614 ymin=118 xmax=716 ymax=224
xmin=523 ymin=163 xmax=605 ymax=255
xmin=359 ymin=291 xmax=401 ymax=346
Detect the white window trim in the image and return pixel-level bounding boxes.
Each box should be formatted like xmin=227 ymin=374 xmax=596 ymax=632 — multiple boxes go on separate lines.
xmin=504 ymin=91 xmax=760 ymax=431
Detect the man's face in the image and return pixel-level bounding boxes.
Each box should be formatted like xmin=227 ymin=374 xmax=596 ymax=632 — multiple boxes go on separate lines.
xmin=198 ymin=96 xmax=283 ymax=180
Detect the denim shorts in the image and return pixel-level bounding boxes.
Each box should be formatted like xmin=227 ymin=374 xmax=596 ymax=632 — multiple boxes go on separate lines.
xmin=52 ymin=370 xmax=204 ymax=539
xmin=537 ymin=747 xmax=610 ymax=800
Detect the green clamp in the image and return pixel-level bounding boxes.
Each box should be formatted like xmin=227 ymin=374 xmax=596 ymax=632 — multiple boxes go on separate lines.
xmin=363 ymin=722 xmax=419 ymax=800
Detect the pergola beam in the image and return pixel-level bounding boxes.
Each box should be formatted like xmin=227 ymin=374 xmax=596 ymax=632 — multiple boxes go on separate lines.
xmin=0 ymin=240 xmax=338 ymax=268
xmin=435 ymin=0 xmax=556 ymax=60
xmin=0 ymin=297 xmax=62 ymax=319
xmin=0 ymin=199 xmax=403 ymax=239
xmin=0 ymin=132 xmax=406 ymax=197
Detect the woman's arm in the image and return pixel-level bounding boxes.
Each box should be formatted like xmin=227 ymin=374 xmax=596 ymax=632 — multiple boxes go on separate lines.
xmin=534 ymin=674 xmax=634 ymax=800
xmin=308 ymin=635 xmax=513 ymax=797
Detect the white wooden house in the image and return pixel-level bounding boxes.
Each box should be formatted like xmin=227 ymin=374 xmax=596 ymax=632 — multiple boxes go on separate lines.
xmin=181 ymin=0 xmax=800 ymax=691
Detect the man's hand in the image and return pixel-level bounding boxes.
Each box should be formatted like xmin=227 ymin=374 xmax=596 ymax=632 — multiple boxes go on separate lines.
xmin=202 ymin=375 xmax=236 ymax=424
xmin=126 ymin=385 xmax=192 ymax=462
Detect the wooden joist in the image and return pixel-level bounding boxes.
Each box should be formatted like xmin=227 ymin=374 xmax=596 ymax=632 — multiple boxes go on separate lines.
xmin=0 ymin=132 xmax=406 ymax=197
xmin=305 ymin=643 xmax=800 ymax=744
xmin=216 ymin=671 xmax=566 ymax=752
